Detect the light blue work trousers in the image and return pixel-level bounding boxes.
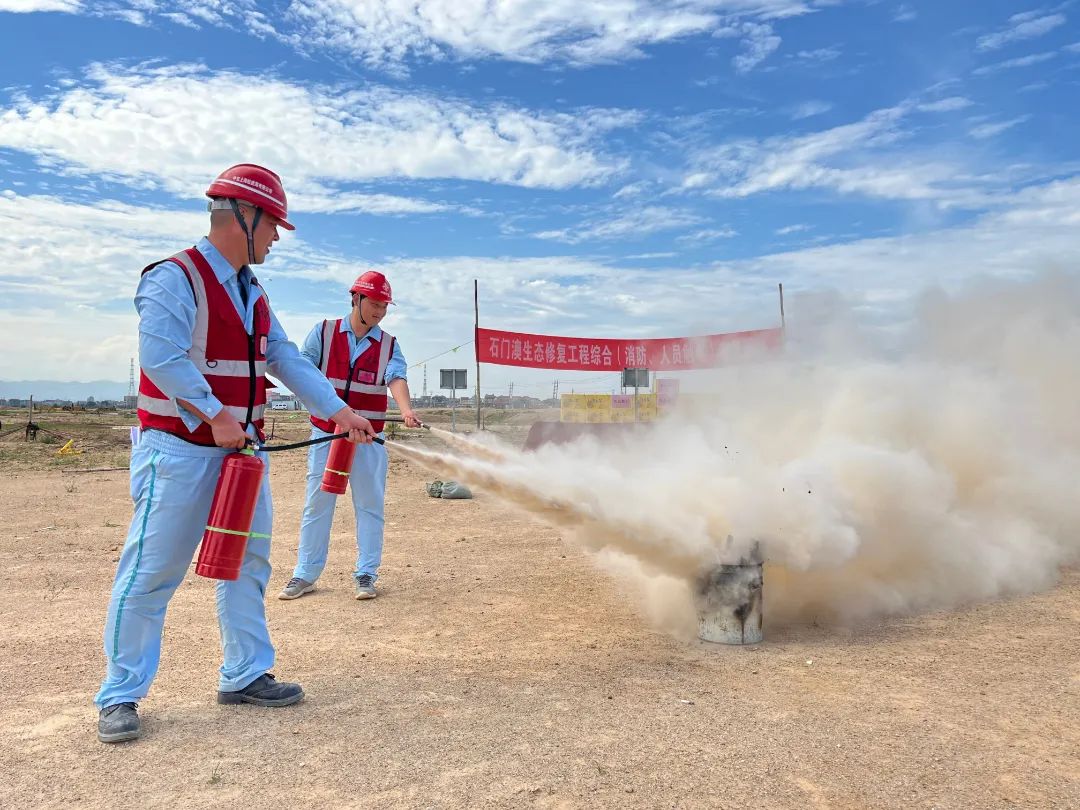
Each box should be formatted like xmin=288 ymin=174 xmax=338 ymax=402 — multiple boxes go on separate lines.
xmin=292 ymin=427 xmax=388 ymax=583
xmin=95 ymin=429 xmax=275 ymax=709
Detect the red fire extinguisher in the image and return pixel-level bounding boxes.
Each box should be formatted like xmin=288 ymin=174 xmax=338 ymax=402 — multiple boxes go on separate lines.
xmin=321 ymin=431 xmax=355 ymax=495
xmin=196 ymin=447 xmax=265 ymax=581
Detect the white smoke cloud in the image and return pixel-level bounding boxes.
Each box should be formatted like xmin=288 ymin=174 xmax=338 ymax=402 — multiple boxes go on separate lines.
xmin=395 ymin=271 xmax=1080 ymax=633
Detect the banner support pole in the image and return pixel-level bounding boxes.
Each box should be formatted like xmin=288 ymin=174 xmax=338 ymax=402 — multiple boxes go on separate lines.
xmin=474 ymin=279 xmax=481 ymax=430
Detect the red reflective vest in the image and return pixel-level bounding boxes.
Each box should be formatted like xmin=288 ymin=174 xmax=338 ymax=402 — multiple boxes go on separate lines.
xmin=310 ymin=319 xmax=395 ymax=434
xmin=137 ymin=246 xmax=270 ymax=445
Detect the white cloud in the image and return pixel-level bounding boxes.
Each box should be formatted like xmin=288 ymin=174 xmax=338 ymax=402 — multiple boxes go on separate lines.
xmin=976 ymin=13 xmax=1066 ymax=52
xmin=742 ymin=177 xmax=1080 ymax=311
xmin=0 ymin=63 xmax=631 ymax=206
xmin=792 ymin=46 xmax=841 ymax=62
xmin=87 ymin=1 xmax=271 ymax=32
xmin=14 ymin=1 xmax=831 ymax=70
xmin=973 ymin=51 xmax=1057 ymax=75
xmin=0 ymin=190 xmax=205 ymax=307
xmin=613 ymin=181 xmax=653 ymax=199
xmin=916 ymin=96 xmax=973 ymax=113
xmin=676 ymin=226 xmax=739 ymax=244
xmin=675 ymin=97 xmax=1067 ymax=208
xmin=0 ymin=0 xmax=80 ymax=10
xmin=1065 ymin=41 xmax=1080 ymax=53
xmin=534 ymin=206 xmax=704 ymax=244
xmin=893 ymin=4 xmax=916 ymax=22
xmin=160 ymin=12 xmax=200 ymax=29
xmin=969 ymin=115 xmax=1031 ymax=140
xmin=687 ymin=103 xmax=967 ymax=203
xmin=791 ymin=100 xmax=832 ymax=120
xmin=280 ymin=1 xmax=822 ymax=67
xmin=623 ymin=252 xmax=679 ymax=260
xmin=291 ymin=188 xmax=460 ymax=216
xmin=776 ymin=223 xmax=811 ymax=235
xmin=715 ymin=21 xmax=782 ymax=72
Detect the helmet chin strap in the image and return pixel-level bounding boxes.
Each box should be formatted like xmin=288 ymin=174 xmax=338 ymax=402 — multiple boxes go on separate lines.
xmin=228 ymin=198 xmax=263 ymax=265
xmin=357 ymin=295 xmax=371 ymax=326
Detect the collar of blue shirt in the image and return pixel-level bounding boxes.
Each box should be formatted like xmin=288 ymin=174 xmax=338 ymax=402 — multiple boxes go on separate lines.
xmin=198 ymin=236 xmax=254 ymax=290
xmin=340 ymin=316 xmax=382 ymax=344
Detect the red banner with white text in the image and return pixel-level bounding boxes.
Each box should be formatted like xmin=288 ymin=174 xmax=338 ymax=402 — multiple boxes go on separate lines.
xmin=476 ymin=326 xmax=783 ymax=372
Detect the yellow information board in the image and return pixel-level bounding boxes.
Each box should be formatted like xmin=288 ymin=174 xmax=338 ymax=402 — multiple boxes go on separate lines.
xmin=561 ymin=392 xmax=666 ymax=423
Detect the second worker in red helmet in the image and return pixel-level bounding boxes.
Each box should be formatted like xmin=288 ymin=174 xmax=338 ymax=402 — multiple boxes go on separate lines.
xmin=278 ymin=271 xmax=420 ymax=602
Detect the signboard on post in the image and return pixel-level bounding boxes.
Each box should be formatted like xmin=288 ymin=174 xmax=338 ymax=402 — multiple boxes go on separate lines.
xmin=440 ymin=369 xmax=467 ymax=390
xmin=621 ymin=368 xmax=650 ymax=388
xmin=440 ymin=369 xmax=468 ymax=432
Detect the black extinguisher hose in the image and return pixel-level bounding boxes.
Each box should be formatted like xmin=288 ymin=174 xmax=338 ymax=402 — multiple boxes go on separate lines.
xmin=253 ymin=432 xmax=382 ymax=453
xmin=252 ymin=414 xmax=428 ymax=453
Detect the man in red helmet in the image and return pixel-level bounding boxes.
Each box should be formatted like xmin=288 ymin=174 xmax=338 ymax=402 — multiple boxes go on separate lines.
xmin=278 ymin=270 xmax=420 ymax=602
xmin=95 ymin=164 xmax=377 ymax=744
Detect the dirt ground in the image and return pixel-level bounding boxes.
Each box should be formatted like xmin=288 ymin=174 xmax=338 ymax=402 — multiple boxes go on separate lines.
xmin=0 ymin=410 xmax=1077 ymax=809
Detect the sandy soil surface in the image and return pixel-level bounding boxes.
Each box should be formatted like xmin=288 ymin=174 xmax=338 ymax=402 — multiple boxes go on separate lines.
xmin=0 ymin=410 xmax=1077 ymax=808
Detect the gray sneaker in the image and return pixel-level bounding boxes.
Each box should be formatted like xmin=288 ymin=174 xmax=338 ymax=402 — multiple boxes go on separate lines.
xmin=98 ymin=702 xmax=140 ymax=743
xmin=354 ymin=574 xmax=377 ymax=600
xmin=278 ymin=577 xmax=314 ymax=600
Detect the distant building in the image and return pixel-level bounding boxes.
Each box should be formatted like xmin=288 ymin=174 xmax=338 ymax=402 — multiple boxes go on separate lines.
xmin=268 ymin=395 xmax=302 ymax=411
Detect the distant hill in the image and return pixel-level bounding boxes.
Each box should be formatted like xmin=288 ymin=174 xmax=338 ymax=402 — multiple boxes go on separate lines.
xmin=0 ymin=380 xmax=129 ymax=401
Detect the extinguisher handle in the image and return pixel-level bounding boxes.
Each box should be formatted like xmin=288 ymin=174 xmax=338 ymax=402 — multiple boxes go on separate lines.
xmin=327 ymin=431 xmax=386 ymax=446
xmin=325 ymin=431 xmax=386 ymax=446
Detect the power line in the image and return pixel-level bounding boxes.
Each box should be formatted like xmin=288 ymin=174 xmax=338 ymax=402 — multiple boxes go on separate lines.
xmin=408 ymin=339 xmax=474 ymax=369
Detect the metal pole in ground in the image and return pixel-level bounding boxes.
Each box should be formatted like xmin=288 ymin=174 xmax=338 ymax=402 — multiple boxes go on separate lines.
xmin=474 ymin=279 xmax=481 ymax=431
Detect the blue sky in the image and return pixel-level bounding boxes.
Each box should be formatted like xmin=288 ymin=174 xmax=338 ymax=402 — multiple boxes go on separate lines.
xmin=1 ymin=1 xmax=1078 ymax=397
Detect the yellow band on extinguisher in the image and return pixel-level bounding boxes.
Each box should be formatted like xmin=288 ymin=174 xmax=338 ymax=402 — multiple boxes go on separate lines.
xmin=206 ymin=525 xmax=249 ymax=537
xmin=325 ymin=468 xmax=351 ymax=477
xmin=205 ymin=526 xmax=271 ymax=539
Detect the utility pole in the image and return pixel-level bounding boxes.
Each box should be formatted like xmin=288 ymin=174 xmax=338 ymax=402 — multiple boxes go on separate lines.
xmin=422 ymin=363 xmax=428 ymax=400
xmin=508 ymin=381 xmax=513 ymax=409
xmin=127 ymin=358 xmax=136 ymax=398
xmin=552 ymin=379 xmax=559 ymax=404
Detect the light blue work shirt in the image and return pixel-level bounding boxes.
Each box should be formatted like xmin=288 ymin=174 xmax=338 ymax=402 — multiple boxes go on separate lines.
xmin=299 ymin=318 xmax=408 ymax=384
xmin=136 ymin=237 xmax=346 ymax=432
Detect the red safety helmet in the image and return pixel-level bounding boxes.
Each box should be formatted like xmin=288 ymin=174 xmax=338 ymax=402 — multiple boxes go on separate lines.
xmin=350 ymin=271 xmax=394 ymax=304
xmin=206 ymin=163 xmax=295 ymax=230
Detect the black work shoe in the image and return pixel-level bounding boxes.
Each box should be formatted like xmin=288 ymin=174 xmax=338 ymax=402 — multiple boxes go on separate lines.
xmin=98 ymin=702 xmax=141 ymax=743
xmin=217 ymin=673 xmax=305 ymax=707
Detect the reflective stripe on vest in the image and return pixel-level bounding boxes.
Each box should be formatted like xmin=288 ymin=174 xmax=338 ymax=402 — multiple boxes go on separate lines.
xmin=319 ymin=320 xmax=394 ymax=399
xmin=311 ymin=319 xmax=395 ymax=432
xmin=138 ymin=393 xmax=265 ymax=424
xmin=137 ymin=246 xmax=269 ymax=444
xmin=169 ymin=250 xmax=268 ymax=379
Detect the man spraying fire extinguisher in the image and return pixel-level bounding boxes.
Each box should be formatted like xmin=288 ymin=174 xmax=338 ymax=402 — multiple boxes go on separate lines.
xmin=278 ymin=271 xmax=420 ymax=603
xmin=95 ymin=164 xmax=376 ymax=744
